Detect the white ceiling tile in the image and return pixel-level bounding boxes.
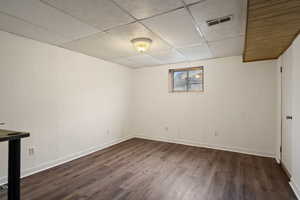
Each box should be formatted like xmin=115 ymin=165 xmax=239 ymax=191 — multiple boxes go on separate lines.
xmin=114 ymin=0 xmax=183 ymax=19
xmin=0 ymin=0 xmax=100 ymax=41
xmin=109 ymin=57 xmax=140 ymax=68
xmin=41 ymin=0 xmax=135 ymax=31
xmin=189 ymin=0 xmax=242 ymax=28
xmin=126 ymin=54 xmax=162 ymax=67
xmin=147 ymin=49 xmax=186 ymax=64
xmin=177 ymin=43 xmax=212 ymax=61
xmin=189 ymin=0 xmax=243 ymax=41
xmin=202 ymin=26 xmax=243 ymax=42
xmin=61 ymin=32 xmax=138 ymax=59
xmin=183 ymin=0 xmax=204 ymax=5
xmin=143 ymin=8 xmax=204 ymax=48
xmin=0 ymin=12 xmax=68 ymax=44
xmin=106 ymin=22 xmax=171 ymax=53
xmin=208 ymin=36 xmax=244 ymax=58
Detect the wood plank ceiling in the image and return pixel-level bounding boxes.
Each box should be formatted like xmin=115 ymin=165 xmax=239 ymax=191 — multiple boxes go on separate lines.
xmin=243 ymin=0 xmax=300 ymax=62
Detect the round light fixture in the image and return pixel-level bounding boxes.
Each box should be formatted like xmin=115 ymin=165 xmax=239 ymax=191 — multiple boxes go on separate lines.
xmin=131 ymin=37 xmax=152 ymax=53
xmin=195 ymin=74 xmax=201 ymax=79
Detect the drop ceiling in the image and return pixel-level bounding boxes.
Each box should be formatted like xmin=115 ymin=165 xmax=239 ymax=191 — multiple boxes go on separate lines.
xmin=0 ymin=0 xmax=247 ymax=68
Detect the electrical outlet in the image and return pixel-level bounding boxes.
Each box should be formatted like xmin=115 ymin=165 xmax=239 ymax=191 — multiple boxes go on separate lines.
xmin=28 ymin=147 xmax=35 ymax=156
xmin=214 ymin=131 xmax=219 ymax=137
xmin=164 ymin=127 xmax=168 ymax=131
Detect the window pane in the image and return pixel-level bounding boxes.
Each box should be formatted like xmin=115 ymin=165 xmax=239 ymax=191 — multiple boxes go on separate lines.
xmin=173 ymin=71 xmax=187 ymax=91
xmin=188 ymin=69 xmax=203 ymax=91
xmin=189 ymin=83 xmax=203 ymax=91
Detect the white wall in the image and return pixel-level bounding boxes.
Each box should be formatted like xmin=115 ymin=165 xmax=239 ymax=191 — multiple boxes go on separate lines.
xmin=0 ymin=31 xmax=133 ymax=184
xmin=281 ymin=34 xmax=300 ymax=198
xmin=131 ymin=56 xmax=279 ymax=157
xmin=291 ymin=35 xmax=300 ymax=198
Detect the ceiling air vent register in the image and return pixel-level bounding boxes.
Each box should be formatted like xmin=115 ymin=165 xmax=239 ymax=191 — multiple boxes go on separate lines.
xmin=206 ymin=15 xmax=233 ymax=27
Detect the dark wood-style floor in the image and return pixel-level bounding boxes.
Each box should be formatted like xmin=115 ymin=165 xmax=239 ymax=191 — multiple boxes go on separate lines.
xmin=0 ymin=138 xmax=297 ymax=200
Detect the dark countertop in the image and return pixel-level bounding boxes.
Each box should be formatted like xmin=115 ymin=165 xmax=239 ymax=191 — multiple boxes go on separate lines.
xmin=0 ymin=129 xmax=30 ymax=142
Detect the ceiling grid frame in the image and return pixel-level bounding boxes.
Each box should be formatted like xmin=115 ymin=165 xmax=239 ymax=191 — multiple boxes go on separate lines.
xmin=0 ymin=0 xmax=248 ymax=68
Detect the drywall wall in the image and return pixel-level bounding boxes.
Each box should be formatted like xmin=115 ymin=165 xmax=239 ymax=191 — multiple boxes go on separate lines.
xmin=290 ymin=35 xmax=300 ymax=199
xmin=131 ymin=56 xmax=279 ymax=157
xmin=280 ymin=34 xmax=300 ymax=198
xmin=0 ymin=30 xmax=132 ymax=184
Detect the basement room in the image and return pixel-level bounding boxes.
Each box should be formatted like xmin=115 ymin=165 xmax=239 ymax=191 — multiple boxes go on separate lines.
xmin=0 ymin=0 xmax=300 ymax=199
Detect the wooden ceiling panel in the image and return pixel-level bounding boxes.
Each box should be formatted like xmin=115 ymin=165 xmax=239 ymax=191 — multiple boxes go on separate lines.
xmin=243 ymin=0 xmax=300 ymax=62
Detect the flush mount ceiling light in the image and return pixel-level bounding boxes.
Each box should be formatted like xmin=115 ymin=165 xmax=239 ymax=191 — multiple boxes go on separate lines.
xmin=131 ymin=37 xmax=152 ymax=53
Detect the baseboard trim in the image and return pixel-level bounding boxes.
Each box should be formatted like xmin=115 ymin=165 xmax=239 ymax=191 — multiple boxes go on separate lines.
xmin=290 ymin=178 xmax=300 ymax=200
xmin=280 ymin=162 xmax=292 ymax=179
xmin=0 ymin=135 xmax=133 ymax=185
xmin=134 ymin=135 xmax=275 ymax=158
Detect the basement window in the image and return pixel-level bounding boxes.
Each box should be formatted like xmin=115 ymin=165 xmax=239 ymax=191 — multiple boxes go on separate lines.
xmin=169 ymin=67 xmax=204 ymax=92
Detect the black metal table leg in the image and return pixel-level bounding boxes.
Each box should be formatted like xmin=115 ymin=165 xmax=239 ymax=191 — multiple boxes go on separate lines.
xmin=8 ymin=139 xmax=21 ymax=200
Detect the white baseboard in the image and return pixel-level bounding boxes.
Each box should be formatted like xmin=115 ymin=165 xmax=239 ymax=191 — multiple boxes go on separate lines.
xmin=0 ymin=135 xmax=133 ymax=185
xmin=290 ymin=178 xmax=300 ymax=200
xmin=134 ymin=135 xmax=275 ymax=158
